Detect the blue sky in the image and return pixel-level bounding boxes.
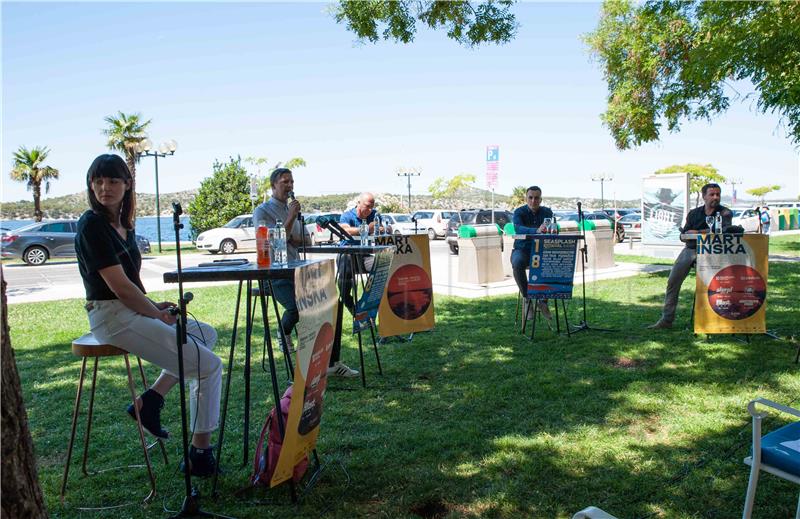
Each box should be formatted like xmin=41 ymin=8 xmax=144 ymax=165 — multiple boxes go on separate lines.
xmin=3 ymin=2 xmax=798 ymax=206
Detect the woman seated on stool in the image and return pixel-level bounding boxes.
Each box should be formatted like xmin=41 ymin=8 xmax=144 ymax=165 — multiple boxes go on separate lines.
xmin=75 ymin=154 xmax=222 ymax=477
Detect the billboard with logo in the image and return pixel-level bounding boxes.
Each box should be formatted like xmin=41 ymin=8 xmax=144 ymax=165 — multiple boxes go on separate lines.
xmin=642 ymin=173 xmax=689 ymax=245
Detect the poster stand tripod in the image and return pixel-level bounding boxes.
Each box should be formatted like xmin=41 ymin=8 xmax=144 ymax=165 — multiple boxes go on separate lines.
xmin=166 ymin=203 xmax=234 ymax=519
xmin=570 ymin=202 xmax=616 ymax=334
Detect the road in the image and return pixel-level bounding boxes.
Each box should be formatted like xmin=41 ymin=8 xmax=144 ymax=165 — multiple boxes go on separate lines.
xmin=2 ymin=240 xmax=456 ymax=304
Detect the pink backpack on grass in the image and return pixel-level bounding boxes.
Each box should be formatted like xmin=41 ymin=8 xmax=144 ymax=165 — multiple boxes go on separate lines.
xmin=251 ymin=385 xmax=309 ymax=487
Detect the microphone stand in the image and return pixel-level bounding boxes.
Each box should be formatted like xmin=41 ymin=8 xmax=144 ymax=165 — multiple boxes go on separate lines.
xmin=168 ymin=203 xmax=233 ymax=519
xmin=291 ymin=193 xmax=306 ymax=261
xmin=571 ymin=201 xmax=615 ymax=334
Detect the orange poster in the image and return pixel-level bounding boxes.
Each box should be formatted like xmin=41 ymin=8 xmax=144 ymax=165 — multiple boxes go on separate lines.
xmin=694 ymin=234 xmax=768 ymax=334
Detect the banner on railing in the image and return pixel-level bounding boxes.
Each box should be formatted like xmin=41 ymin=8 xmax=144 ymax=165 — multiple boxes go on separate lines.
xmin=694 ymin=234 xmax=768 ymax=334
xmin=376 ymin=234 xmax=435 ymax=337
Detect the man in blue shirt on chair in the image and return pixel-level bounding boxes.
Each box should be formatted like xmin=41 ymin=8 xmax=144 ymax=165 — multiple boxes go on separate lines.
xmin=511 ymin=186 xmax=554 ymax=321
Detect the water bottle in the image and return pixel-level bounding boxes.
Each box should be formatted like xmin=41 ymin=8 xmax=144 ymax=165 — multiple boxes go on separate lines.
xmin=275 ymin=219 xmax=287 ymax=265
xmin=714 ymin=211 xmax=722 ymax=234
xmin=375 ymin=213 xmax=382 ymax=236
xmin=256 ymin=220 xmax=270 ymax=267
xmin=359 ymin=219 xmax=368 ymax=246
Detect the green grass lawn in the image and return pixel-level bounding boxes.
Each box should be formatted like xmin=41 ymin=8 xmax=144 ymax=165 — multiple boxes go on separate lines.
xmin=8 ymin=261 xmax=799 ymax=518
xmin=769 ymin=234 xmax=800 ymax=256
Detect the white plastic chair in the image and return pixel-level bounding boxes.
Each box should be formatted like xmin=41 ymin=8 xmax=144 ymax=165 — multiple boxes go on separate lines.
xmin=572 ymin=506 xmax=619 ymax=519
xmin=742 ymin=398 xmax=800 ymax=519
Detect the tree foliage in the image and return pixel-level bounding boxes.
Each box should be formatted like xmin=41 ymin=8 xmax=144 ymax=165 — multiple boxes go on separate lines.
xmin=746 ymin=184 xmax=781 ymax=204
xmin=187 ymin=157 xmax=252 ymax=239
xmin=428 ymin=173 xmax=477 ymax=202
xmin=10 ymin=146 xmax=60 ymax=222
xmin=102 ymin=112 xmax=151 ymax=216
xmin=245 ymin=156 xmax=307 ymax=202
xmin=509 ymin=185 xmax=527 ymax=208
xmin=332 ymin=0 xmax=518 ymax=47
xmin=655 ymin=163 xmax=726 ymax=206
xmin=585 ymin=1 xmax=800 ymax=150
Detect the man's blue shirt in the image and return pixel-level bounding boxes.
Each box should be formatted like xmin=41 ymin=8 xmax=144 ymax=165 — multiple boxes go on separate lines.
xmin=512 ymin=204 xmax=553 ymax=253
xmin=340 ymin=207 xmax=376 ymax=227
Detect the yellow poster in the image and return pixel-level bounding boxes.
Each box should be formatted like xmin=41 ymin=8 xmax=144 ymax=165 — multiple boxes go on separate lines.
xmin=271 ymin=259 xmax=337 ymax=487
xmin=375 ymin=234 xmax=435 ymax=337
xmin=694 ymin=234 xmax=768 ymax=334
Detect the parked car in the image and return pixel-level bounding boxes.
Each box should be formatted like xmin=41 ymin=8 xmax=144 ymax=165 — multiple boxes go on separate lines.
xmin=603 ymin=208 xmax=640 ymax=221
xmin=1 ymin=219 xmax=151 ymax=265
xmin=555 ymin=211 xmax=625 ymax=243
xmin=617 ymin=213 xmax=642 ymax=241
xmin=411 ymin=209 xmax=458 ymax=240
xmin=381 ymin=213 xmax=418 ymax=235
xmin=732 ymin=208 xmax=761 ymax=232
xmin=195 ymin=214 xmax=255 ymax=254
xmin=303 ymin=212 xmax=342 ymax=245
xmin=445 ymin=210 xmax=513 ymax=254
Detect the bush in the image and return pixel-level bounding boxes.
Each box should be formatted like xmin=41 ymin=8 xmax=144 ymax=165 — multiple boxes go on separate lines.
xmin=187 ymin=156 xmax=251 ymax=239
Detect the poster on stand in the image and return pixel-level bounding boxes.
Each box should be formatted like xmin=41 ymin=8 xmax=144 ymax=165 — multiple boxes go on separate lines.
xmin=526 ymin=235 xmax=580 ymax=300
xmin=642 ymin=173 xmax=689 ymax=245
xmin=376 ymin=234 xmax=435 ymax=337
xmin=694 ymin=234 xmax=768 ymax=334
xmin=271 ymin=259 xmax=337 ymax=487
xmin=353 ymin=248 xmax=394 ymax=333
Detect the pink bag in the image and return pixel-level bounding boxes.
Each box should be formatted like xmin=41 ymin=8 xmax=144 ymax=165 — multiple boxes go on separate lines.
xmin=251 ymin=385 xmax=309 ymax=486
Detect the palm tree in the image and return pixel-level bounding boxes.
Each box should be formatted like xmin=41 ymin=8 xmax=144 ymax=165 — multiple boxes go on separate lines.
xmin=102 ymin=111 xmax=151 ymax=215
xmin=10 ymin=146 xmax=60 ymax=222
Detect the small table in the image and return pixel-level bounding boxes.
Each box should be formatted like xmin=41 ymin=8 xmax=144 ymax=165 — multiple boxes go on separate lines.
xmin=164 ymin=258 xmax=329 ymax=493
xmin=302 ymin=243 xmax=393 ymax=387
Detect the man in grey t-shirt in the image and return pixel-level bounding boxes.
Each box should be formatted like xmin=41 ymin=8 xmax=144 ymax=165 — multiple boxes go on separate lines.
xmin=254 ymin=168 xmax=305 ymax=351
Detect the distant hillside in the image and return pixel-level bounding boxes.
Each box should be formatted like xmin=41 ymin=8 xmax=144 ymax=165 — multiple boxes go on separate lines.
xmin=1 ymin=186 xmax=641 ymax=220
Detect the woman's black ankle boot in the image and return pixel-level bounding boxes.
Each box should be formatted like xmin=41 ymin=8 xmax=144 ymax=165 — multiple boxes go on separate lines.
xmin=126 ymin=389 xmax=169 ymax=439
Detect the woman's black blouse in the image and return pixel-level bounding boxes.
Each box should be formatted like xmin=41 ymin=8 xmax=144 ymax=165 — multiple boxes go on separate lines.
xmin=75 ymin=210 xmax=145 ymax=300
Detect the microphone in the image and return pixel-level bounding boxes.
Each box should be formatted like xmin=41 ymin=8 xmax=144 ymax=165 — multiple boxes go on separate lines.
xmin=317 ymin=216 xmax=354 ymax=243
xmin=172 ymin=201 xmax=183 ymax=229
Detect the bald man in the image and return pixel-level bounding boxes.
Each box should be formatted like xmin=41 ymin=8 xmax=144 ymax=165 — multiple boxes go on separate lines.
xmin=331 ymin=193 xmax=390 ymax=377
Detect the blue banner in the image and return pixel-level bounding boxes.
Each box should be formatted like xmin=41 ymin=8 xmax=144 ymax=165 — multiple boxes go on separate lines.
xmin=526 ymin=235 xmax=580 ymax=300
xmin=354 ymin=248 xmax=394 ymax=333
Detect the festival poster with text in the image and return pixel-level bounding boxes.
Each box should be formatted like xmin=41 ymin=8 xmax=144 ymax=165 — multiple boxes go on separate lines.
xmin=376 ymin=234 xmax=435 ymax=337
xmin=271 ymin=259 xmax=337 ymax=487
xmin=694 ymin=234 xmax=768 ymax=334
xmin=353 ymin=248 xmax=394 ymax=333
xmin=527 ymin=235 xmax=580 ymax=299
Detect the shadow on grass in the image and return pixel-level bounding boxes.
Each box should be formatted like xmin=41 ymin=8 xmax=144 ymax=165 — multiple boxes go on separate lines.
xmin=9 ymin=263 xmax=800 ymax=518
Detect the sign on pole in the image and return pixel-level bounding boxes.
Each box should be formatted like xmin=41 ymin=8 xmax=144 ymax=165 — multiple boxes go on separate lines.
xmin=486 ymin=145 xmax=499 ymax=190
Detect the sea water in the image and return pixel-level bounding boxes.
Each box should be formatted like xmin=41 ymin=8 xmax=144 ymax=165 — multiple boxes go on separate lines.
xmin=0 ymin=216 xmax=194 ymax=243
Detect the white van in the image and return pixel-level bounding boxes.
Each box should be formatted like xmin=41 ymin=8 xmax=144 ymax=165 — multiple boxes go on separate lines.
xmin=411 ymin=209 xmax=458 ymax=240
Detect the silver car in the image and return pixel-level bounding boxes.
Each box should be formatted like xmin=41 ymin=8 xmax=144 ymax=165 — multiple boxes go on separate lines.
xmin=303 ymin=213 xmax=341 ymax=245
xmin=0 ymin=220 xmax=151 ymax=265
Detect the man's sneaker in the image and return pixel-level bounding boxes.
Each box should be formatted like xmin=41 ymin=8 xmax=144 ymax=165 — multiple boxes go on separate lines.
xmin=179 ymin=445 xmax=217 ymax=478
xmin=126 ymin=389 xmax=169 ymax=439
xmin=276 ymin=331 xmax=295 ymax=355
xmin=647 ymin=319 xmax=672 ymax=329
xmin=327 ymin=361 xmax=359 ymax=378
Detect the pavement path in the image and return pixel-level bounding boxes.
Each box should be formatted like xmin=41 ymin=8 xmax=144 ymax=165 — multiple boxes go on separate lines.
xmin=4 ymin=236 xmax=796 ymax=304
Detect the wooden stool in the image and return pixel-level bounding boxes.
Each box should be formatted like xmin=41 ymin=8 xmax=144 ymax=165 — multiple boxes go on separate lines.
xmin=60 ymin=333 xmax=168 ymax=505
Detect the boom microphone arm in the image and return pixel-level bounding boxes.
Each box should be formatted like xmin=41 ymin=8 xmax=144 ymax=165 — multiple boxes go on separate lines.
xmin=317 ymin=216 xmax=356 ymax=243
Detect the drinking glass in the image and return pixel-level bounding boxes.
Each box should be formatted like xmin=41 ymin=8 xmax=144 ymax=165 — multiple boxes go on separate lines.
xmin=705 ymin=215 xmax=714 ymax=233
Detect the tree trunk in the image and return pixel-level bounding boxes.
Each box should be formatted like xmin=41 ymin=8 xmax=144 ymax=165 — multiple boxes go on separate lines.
xmin=32 ymin=182 xmax=42 ymax=222
xmin=125 ymin=150 xmax=137 ymax=218
xmin=1 ymin=267 xmax=49 ymax=518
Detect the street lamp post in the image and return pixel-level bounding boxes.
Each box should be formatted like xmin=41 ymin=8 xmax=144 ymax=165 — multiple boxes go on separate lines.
xmin=397 ymin=167 xmax=421 ymax=211
xmin=135 ymin=138 xmax=177 ymax=253
xmin=591 ymin=173 xmax=614 ymax=210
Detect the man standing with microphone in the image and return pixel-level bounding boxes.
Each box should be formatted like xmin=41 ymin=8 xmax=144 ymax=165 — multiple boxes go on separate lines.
xmin=254 ymin=168 xmax=305 ymax=352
